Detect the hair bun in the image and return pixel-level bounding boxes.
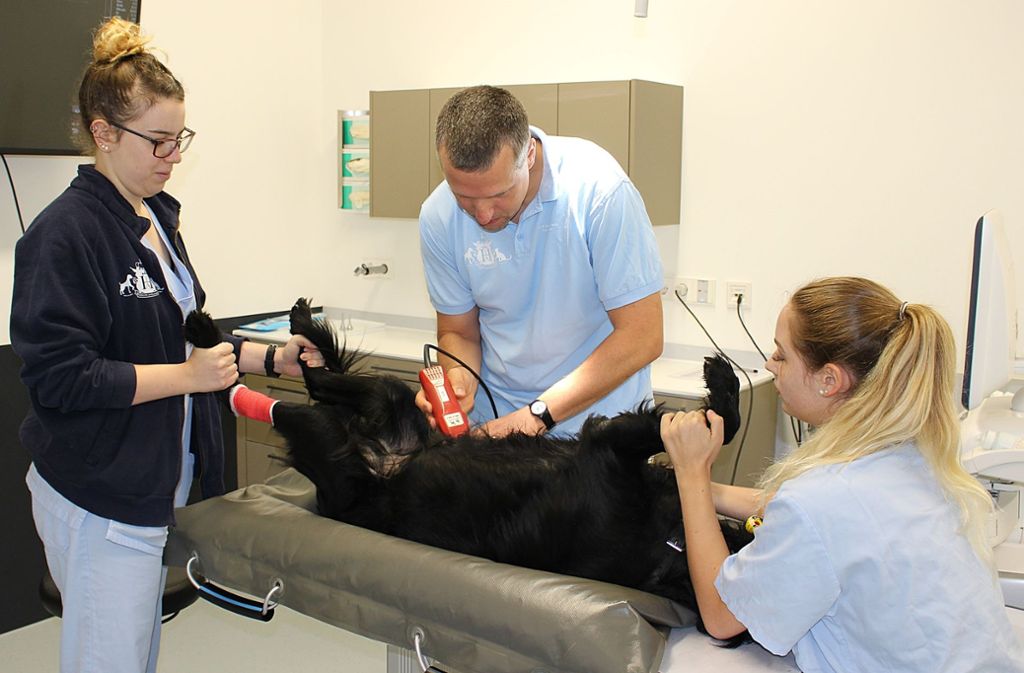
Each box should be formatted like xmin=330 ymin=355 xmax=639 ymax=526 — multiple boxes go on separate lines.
xmin=92 ymin=17 xmax=151 ymax=66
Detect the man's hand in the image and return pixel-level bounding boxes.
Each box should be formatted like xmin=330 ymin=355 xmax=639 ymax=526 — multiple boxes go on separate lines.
xmin=415 ymin=366 xmax=476 ymax=431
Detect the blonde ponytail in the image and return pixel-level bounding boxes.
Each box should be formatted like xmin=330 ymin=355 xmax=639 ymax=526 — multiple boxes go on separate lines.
xmin=759 ymin=278 xmax=994 ymax=564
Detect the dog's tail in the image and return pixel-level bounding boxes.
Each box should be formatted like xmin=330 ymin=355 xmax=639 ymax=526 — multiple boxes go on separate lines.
xmin=183 ymin=308 xmax=222 ymax=349
xmin=182 ymin=309 xmax=236 ymax=412
xmin=701 ymin=354 xmax=741 ymax=445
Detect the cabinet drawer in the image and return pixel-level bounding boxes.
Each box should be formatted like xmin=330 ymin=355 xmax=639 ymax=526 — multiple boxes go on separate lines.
xmin=360 ymin=355 xmax=422 ymax=390
xmin=240 ymin=440 xmax=289 ymax=486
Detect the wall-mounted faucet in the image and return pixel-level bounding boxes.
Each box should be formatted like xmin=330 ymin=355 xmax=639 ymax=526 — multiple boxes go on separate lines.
xmin=353 ymin=262 xmax=389 ymax=277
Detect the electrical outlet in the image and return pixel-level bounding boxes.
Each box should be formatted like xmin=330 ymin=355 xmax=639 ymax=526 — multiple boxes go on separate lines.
xmin=677 ymin=277 xmax=716 ymax=306
xmin=726 ymin=281 xmax=752 ymax=308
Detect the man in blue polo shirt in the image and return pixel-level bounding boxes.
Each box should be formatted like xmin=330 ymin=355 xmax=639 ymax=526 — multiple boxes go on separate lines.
xmin=418 ymin=85 xmax=664 ymax=437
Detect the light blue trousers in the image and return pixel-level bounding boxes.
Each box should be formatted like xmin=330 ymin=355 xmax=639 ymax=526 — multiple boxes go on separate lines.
xmin=27 ymin=455 xmax=193 ymax=673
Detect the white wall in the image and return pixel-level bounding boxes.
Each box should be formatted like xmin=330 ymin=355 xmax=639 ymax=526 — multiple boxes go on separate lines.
xmin=2 ymin=0 xmax=1022 ymax=369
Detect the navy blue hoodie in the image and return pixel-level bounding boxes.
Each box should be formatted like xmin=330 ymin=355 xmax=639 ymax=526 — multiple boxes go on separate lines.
xmin=11 ymin=164 xmax=244 ymax=526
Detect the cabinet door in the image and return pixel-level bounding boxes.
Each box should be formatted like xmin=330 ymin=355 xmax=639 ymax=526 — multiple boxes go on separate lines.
xmin=628 ymin=80 xmax=683 ymax=226
xmin=556 ymin=81 xmax=631 ymax=172
xmin=505 ymin=83 xmax=558 ymax=137
xmin=428 ymin=87 xmax=465 ymax=194
xmin=369 ymin=88 xmax=430 ymax=218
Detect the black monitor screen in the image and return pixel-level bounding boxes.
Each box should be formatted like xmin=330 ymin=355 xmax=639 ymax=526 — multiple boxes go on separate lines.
xmin=0 ymin=1 xmax=141 ymax=155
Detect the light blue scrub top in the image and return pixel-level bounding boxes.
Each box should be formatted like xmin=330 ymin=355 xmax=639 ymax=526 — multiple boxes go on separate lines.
xmin=419 ymin=127 xmax=664 ymax=435
xmin=717 ymin=444 xmax=1024 ymax=673
xmin=142 ymin=203 xmax=196 ymax=507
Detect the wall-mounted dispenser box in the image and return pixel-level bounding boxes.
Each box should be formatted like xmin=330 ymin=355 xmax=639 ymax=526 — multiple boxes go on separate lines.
xmin=338 ymin=110 xmax=371 ymax=210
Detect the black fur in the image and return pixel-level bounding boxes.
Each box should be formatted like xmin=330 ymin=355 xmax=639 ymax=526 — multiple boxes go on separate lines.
xmin=184 ymin=308 xmax=222 ymax=349
xmin=185 ymin=301 xmax=753 ymax=644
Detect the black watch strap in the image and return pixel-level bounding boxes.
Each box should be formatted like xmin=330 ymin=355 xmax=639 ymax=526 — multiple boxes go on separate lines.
xmin=529 ymin=399 xmax=556 ymax=430
xmin=264 ymin=344 xmax=281 ymax=378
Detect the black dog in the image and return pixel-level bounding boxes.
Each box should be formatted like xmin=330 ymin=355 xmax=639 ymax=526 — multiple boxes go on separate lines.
xmin=184 ymin=300 xmax=752 ymax=642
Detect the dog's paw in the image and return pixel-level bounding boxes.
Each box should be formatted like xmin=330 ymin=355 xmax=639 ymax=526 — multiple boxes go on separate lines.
xmin=702 ymin=354 xmax=741 ymax=444
xmin=289 ymin=297 xmax=314 ymax=334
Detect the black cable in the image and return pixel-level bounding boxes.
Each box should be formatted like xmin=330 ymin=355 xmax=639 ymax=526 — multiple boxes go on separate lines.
xmin=423 ymin=343 xmax=499 ymax=420
xmin=734 ymin=293 xmax=802 ymax=447
xmin=790 ymin=417 xmax=803 ymax=446
xmin=736 ymin=294 xmax=768 ymax=361
xmin=674 ymin=290 xmax=752 ymax=484
xmin=2 ymin=154 xmax=26 ymax=234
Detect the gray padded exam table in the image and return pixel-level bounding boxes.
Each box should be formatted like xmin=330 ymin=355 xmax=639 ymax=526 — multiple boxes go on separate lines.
xmin=166 ymin=469 xmax=798 ymax=673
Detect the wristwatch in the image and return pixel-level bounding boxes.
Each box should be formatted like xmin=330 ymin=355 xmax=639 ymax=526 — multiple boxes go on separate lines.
xmin=529 ymin=399 xmax=556 ymax=431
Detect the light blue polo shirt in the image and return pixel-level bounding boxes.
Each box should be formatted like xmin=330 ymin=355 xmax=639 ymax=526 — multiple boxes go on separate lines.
xmin=717 ymin=444 xmax=1024 ymax=672
xmin=419 ymin=127 xmax=664 ymax=435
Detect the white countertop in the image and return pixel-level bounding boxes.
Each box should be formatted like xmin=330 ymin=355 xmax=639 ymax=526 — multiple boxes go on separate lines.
xmin=234 ymin=317 xmax=774 ymax=400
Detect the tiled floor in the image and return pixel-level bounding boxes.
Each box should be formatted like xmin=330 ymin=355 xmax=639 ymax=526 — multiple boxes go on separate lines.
xmin=0 ymin=598 xmax=386 ymax=673
xmin=3 ymin=595 xmax=1021 ymax=673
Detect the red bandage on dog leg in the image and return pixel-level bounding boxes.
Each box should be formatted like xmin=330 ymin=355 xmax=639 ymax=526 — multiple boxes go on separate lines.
xmin=228 ymin=385 xmax=278 ymax=425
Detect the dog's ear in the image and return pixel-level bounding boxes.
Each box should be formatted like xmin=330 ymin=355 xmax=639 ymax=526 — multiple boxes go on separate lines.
xmin=702 ymin=354 xmax=741 ymax=445
xmin=183 ymin=309 xmax=221 ymax=348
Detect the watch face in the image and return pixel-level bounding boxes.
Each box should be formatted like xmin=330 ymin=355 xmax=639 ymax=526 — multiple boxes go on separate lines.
xmin=530 ymin=400 xmax=546 ymax=415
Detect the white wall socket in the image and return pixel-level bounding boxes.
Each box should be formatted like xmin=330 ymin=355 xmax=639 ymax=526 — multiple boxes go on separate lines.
xmin=726 ymin=281 xmax=752 ymax=308
xmin=676 ymin=277 xmax=716 ymax=306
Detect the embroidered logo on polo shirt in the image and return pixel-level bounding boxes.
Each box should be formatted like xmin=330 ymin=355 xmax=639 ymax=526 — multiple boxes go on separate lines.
xmin=464 ymin=240 xmax=511 ymax=268
xmin=118 ymin=261 xmax=163 ymax=299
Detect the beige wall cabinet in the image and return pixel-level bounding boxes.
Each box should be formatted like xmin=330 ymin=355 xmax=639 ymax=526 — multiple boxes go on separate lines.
xmin=369 ymin=80 xmax=682 ymax=224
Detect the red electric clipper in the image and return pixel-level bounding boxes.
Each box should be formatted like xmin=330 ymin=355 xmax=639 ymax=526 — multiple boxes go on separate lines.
xmin=419 ymin=365 xmax=469 ymax=437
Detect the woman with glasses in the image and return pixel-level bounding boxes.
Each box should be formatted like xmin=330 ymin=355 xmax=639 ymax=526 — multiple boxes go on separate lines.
xmin=10 ymin=18 xmax=318 ymax=673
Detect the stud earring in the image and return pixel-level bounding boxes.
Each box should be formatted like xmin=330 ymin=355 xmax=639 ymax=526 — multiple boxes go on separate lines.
xmin=819 ymin=389 xmax=827 ymax=396
xmin=100 ymin=144 xmax=109 ymax=151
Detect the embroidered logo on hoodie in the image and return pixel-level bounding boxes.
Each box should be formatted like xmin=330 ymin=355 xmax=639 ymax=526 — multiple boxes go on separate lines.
xmin=118 ymin=262 xmax=163 ymax=299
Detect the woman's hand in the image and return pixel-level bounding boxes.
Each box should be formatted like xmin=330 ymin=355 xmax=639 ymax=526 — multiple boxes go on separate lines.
xmin=660 ymin=409 xmax=724 ymax=477
xmin=185 ymin=342 xmax=239 ymax=392
xmin=276 ymin=335 xmax=323 ymax=378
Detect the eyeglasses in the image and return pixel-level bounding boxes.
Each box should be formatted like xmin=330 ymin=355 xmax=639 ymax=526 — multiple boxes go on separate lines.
xmin=110 ymin=122 xmax=195 ymax=158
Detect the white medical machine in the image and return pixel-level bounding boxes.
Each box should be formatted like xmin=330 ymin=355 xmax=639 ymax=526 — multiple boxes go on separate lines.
xmin=958 ymin=210 xmax=1024 ymax=609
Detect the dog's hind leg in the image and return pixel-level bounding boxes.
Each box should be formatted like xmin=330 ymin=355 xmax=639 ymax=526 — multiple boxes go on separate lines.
xmin=577 ymin=406 xmax=665 ymax=464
